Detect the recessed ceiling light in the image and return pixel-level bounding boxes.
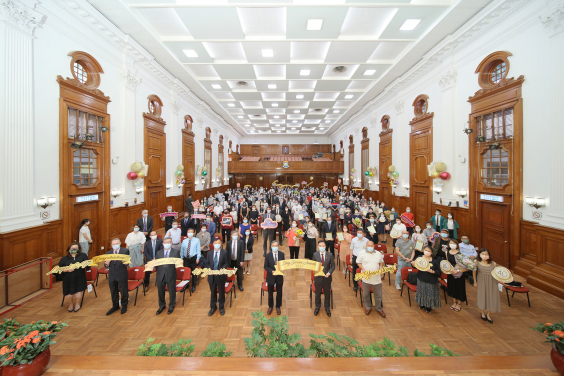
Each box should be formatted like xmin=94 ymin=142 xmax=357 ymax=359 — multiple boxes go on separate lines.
xmin=313 ymin=143 xmax=319 ymax=145
xmin=261 ymin=49 xmax=274 ymax=57
xmin=307 ymin=19 xmax=323 ymax=31
xmin=400 ymin=19 xmax=421 ymax=31
xmin=325 ymin=120 xmax=331 ymax=123
xmin=250 ymin=130 xmax=255 ymax=133
xmin=333 ymin=110 xmax=340 ymax=113
xmin=292 ymin=128 xmax=296 ymax=130
xmin=300 ymin=70 xmax=310 ymax=76
xmin=211 ymin=84 xmax=222 ymax=89
xmin=277 ymin=131 xmax=281 ymax=133
xmin=228 ymin=103 xmax=235 ymax=107
xmin=183 ymin=50 xmax=198 ymax=58
xmin=296 ymin=94 xmax=304 ymax=99
xmin=272 ymin=103 xmax=278 ymax=107
xmin=238 ymin=116 xmax=244 ymax=118
xmin=293 ymin=120 xmax=297 ymax=123
xmin=320 ymin=128 xmax=324 ymax=130
xmin=244 ymin=124 xmax=249 ymax=127
xmin=276 ymin=124 xmax=280 ymax=126
xmin=268 ymin=84 xmax=277 ymax=89
xmin=344 ymin=95 xmax=353 ymax=99
xmin=364 ymin=70 xmax=376 ymax=76
xmin=294 ymin=110 xmax=300 ymax=113
xmin=274 ymin=115 xmax=279 ymax=118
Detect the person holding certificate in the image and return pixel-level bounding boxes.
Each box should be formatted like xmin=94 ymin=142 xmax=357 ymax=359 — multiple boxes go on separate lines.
xmin=364 ymin=214 xmax=378 ymax=244
xmin=321 ymin=216 xmax=337 ymax=258
xmin=220 ymin=209 xmax=234 ymax=245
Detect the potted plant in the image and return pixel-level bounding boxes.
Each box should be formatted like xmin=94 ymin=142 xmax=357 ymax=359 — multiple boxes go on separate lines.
xmin=533 ymin=322 xmax=564 ymax=375
xmin=0 ymin=318 xmax=67 ymax=376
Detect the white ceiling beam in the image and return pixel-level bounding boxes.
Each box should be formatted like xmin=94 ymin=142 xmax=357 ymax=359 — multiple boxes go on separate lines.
xmin=129 ymin=2 xmax=453 ymax=9
xmin=161 ymin=36 xmax=416 ymax=42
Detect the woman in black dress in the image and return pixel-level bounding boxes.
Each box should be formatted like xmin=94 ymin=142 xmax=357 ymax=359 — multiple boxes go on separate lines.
xmin=59 ymin=243 xmax=88 ymax=312
xmin=249 ymin=205 xmax=259 ymax=226
xmin=282 ymin=207 xmax=291 ymax=232
xmin=446 ymin=239 xmax=467 ymax=312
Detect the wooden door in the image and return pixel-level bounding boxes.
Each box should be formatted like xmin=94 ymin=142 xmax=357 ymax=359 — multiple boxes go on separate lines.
xmin=73 ymin=201 xmax=99 ymax=249
xmin=183 ymin=137 xmax=195 ymax=201
xmin=480 ymin=201 xmax=510 ymax=265
xmin=379 ymin=133 xmax=392 ymax=206
xmin=410 ymin=129 xmax=432 ymax=224
xmin=147 ymin=187 xmax=163 ymax=221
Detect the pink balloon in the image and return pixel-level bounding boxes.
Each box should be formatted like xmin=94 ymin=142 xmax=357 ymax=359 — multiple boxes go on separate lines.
xmin=439 ymin=172 xmax=451 ymax=180
xmin=127 ymin=171 xmax=138 ymax=180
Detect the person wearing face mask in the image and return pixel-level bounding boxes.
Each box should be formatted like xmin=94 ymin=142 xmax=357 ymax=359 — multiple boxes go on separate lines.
xmin=205 ymin=239 xmax=229 ymax=316
xmin=180 ymin=228 xmax=202 ymax=292
xmin=446 ymin=212 xmax=460 ymax=239
xmin=281 ymin=206 xmax=291 ymax=244
xmin=459 ymin=235 xmax=477 ymax=285
xmin=445 ymin=239 xmax=468 ymax=311
xmin=196 ymin=224 xmax=211 ymax=257
xmin=180 ymin=212 xmax=191 ymax=237
xmin=239 ymin=202 xmax=249 ymax=222
xmin=136 ymin=210 xmax=153 ymax=241
xmin=472 ymin=248 xmax=500 ymax=323
xmin=321 ymin=214 xmax=337 ymax=258
xmin=356 ymin=240 xmax=386 ymax=317
xmin=363 ymin=214 xmax=379 ymax=244
xmin=184 ymin=193 xmax=194 ymax=216
xmin=262 ymin=206 xmax=276 ymax=257
xmin=205 ymin=215 xmax=216 ymax=236
xmin=375 ymin=213 xmax=390 ymax=244
xmin=430 ymin=209 xmax=447 ymax=233
xmin=105 ymin=238 xmax=130 ymax=315
xmin=286 ymin=220 xmax=301 ymax=259
xmin=264 ymin=241 xmax=285 ymax=315
xmin=78 ymin=219 xmax=92 ymax=257
xmin=188 ymin=209 xmax=202 ymax=235
xmin=423 ymin=221 xmax=434 ymax=241
xmin=219 ymin=210 xmax=234 ymax=245
xmin=338 ymin=226 xmax=353 ymax=274
xmin=125 ymin=224 xmax=146 ymax=267
xmin=59 ymin=243 xmax=88 ymax=312
xmin=401 ymin=207 xmax=415 ymax=235
xmin=239 ymin=216 xmax=250 ymax=237
xmin=350 ymin=229 xmax=368 ymax=292
xmin=391 ymin=218 xmax=407 ymax=248
xmin=164 ymin=221 xmax=182 ymax=252
xmin=312 ymin=241 xmax=335 ymax=317
xmin=304 ymin=220 xmax=319 ymax=260
xmin=432 ymin=229 xmax=451 ymax=260
xmin=395 ymin=230 xmax=415 ymax=290
xmin=226 ymin=230 xmax=245 ymax=291
xmin=411 ymin=245 xmax=442 ymax=313
xmin=213 ymin=202 xmax=223 ymax=229
xmin=411 ymin=225 xmax=426 ymax=244
xmin=143 ymin=231 xmax=163 ymax=292
xmin=162 ymin=205 xmax=178 ymax=233
xmin=249 ymin=205 xmax=259 ymax=226
xmin=155 ymin=237 xmax=180 ymax=315
xmin=242 ymin=227 xmax=254 ymax=274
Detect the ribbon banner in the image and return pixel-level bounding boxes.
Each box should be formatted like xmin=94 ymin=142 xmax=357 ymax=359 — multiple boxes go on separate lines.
xmin=144 ymin=257 xmax=183 ymax=272
xmin=45 ymin=254 xmax=132 ymax=275
xmin=91 ymin=254 xmax=131 ymax=265
xmin=354 ymin=264 xmax=397 ymax=281
xmin=400 ymin=214 xmax=415 ymax=227
xmin=273 ymin=259 xmax=324 ymax=276
xmin=159 ymin=212 xmax=178 ymax=218
xmin=46 ymin=260 xmax=93 ymax=275
xmin=192 ymin=214 xmax=206 ymax=219
xmin=192 ymin=268 xmax=238 ymax=278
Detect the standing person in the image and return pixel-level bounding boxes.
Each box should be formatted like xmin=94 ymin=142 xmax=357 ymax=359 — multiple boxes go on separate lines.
xmin=220 ymin=209 xmax=234 ymax=245
xmin=304 ymin=220 xmax=318 ymax=260
xmin=184 ymin=193 xmax=194 ymax=215
xmin=446 ymin=240 xmax=467 ymax=312
xmin=286 ymin=220 xmax=301 ymax=259
xmin=239 ymin=217 xmax=251 ymax=237
xmin=180 ymin=212 xmax=191 ymax=236
xmin=180 ymin=228 xmax=201 ymax=293
xmin=432 ymin=229 xmax=451 ymax=260
xmin=205 ymin=214 xmax=216 ymax=236
xmin=364 ymin=214 xmax=378 ymax=244
xmin=412 ymin=245 xmax=442 ymax=313
xmin=401 ymin=207 xmax=415 ymax=235
xmin=125 ymin=224 xmax=145 ymax=267
xmin=59 ymin=243 xmax=88 ymax=312
xmin=350 ymin=229 xmax=368 ymax=293
xmin=206 ymin=239 xmax=229 ymax=316
xmin=391 ymin=217 xmax=407 ymax=248
xmin=162 ymin=205 xmax=177 ymax=233
xmin=312 ymin=241 xmax=335 ymax=317
xmin=472 ymin=248 xmax=500 ymax=324
xmin=423 ymin=221 xmax=435 ymax=241
xmin=376 ymin=212 xmax=389 ymax=244
xmin=339 ymin=227 xmax=352 ymax=274
xmin=356 ymin=241 xmax=386 ymax=317
xmin=459 ymin=235 xmax=477 ymax=284
xmin=105 ymin=238 xmax=129 ymax=315
xmin=249 ymin=205 xmax=259 ymax=226
xmin=281 ymin=206 xmax=291 ymax=245
xmin=143 ymin=231 xmax=163 ymax=292
xmin=226 ymin=230 xmax=245 ymax=292
xmin=262 ymin=207 xmax=276 ymax=257
xmin=155 ymin=237 xmax=179 ymax=315
xmin=264 ymin=241 xmax=284 ymax=315
xmin=242 ymin=227 xmax=254 ymax=274
xmin=446 ymin=212 xmax=460 ymax=239
xmin=164 ymin=221 xmax=182 ymax=252
xmin=394 ymin=230 xmax=415 ymax=291
xmin=321 ymin=216 xmax=337 ymax=258
xmin=197 ymin=223 xmax=211 ymax=259
xmin=430 ymin=209 xmax=447 ymax=233
xmin=136 ymin=210 xmax=153 ymax=241
xmin=78 ymin=219 xmax=92 ymax=257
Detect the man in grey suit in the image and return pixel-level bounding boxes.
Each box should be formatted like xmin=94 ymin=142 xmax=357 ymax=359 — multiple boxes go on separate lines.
xmin=312 ymin=240 xmax=335 ymax=317
xmin=105 ymin=238 xmax=130 ymax=316
xmin=156 ymin=237 xmax=180 ymax=315
xmin=262 ymin=207 xmax=276 ymax=257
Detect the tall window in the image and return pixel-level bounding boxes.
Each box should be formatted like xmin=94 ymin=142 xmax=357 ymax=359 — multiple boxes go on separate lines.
xmin=204 ymin=149 xmax=211 ymax=189
xmin=476 ymin=108 xmax=514 ymax=141
xmin=480 ymin=148 xmax=509 ymax=187
xmin=73 ymin=149 xmax=99 ymax=187
xmin=68 ymin=107 xmax=104 ymax=142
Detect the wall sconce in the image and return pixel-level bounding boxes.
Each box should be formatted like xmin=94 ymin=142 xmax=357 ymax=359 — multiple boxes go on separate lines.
xmin=85 ymin=133 xmax=94 ymax=142
xmin=111 ymin=189 xmax=123 ymax=198
xmin=456 ymin=189 xmax=468 ymax=198
xmin=135 ymin=186 xmax=143 ymax=195
xmin=166 ymin=184 xmax=172 ymax=190
xmin=525 ymin=197 xmax=546 ymax=209
xmin=36 ymin=197 xmax=56 ymax=209
xmin=70 ymin=138 xmax=84 ymax=150
xmin=433 ymin=186 xmax=442 ymax=194
xmin=403 ymin=184 xmax=410 ymax=191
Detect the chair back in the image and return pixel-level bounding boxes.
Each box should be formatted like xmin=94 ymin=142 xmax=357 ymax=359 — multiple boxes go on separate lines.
xmin=401 ymin=267 xmax=418 ymax=281
xmin=181 ymin=236 xmax=188 ymax=243
xmin=440 ymin=272 xmax=448 ymax=280
xmin=263 ymin=269 xmax=268 ymax=280
xmin=85 ymin=267 xmax=98 ymax=282
xmin=346 ymin=254 xmax=352 ymax=266
xmin=214 ymin=234 xmax=223 ymax=243
xmin=177 ymin=267 xmax=192 ymax=281
xmin=128 ymin=266 xmax=145 ymax=280
xmin=250 ymin=224 xmax=259 ymax=232
xmin=375 ymin=244 xmax=387 ymax=254
xmin=347 ymin=224 xmax=355 ymax=232
xmin=383 ymin=254 xmax=397 ymax=265
xmin=298 ymin=224 xmax=304 ymax=231
xmin=310 ymin=270 xmax=315 ymax=281
xmin=226 ymin=267 xmax=236 ymax=282
xmin=209 ymin=243 xmax=214 ymax=252
xmin=157 ymin=234 xmax=163 ymax=239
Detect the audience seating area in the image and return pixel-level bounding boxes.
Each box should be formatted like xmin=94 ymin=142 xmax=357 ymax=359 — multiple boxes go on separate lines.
xmin=239 ymin=156 xmax=260 ymax=161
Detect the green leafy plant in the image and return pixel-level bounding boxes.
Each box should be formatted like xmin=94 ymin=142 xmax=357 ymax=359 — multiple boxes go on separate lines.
xmin=137 ymin=338 xmax=195 ymax=357
xmin=244 ymin=310 xmax=309 ymax=358
xmin=533 ymin=322 xmax=564 ymax=354
xmin=0 ymin=319 xmax=68 ymax=366
xmin=201 ymin=341 xmax=232 ymax=357
xmin=309 ymin=333 xmax=363 ymax=357
xmin=413 ymin=343 xmax=460 ymax=357
xmin=359 ymin=337 xmax=409 ymax=357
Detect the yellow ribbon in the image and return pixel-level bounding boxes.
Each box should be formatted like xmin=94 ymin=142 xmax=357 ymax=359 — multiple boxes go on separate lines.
xmin=91 ymin=254 xmax=131 ymax=265
xmin=144 ymin=258 xmax=184 ymax=272
xmin=192 ymin=268 xmax=238 ymax=278
xmin=354 ymin=264 xmax=397 ymax=281
xmin=273 ymin=259 xmax=324 ymax=276
xmin=46 ymin=254 xmax=132 ymax=275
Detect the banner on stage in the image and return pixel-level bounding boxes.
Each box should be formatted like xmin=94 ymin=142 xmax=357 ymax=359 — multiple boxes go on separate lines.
xmin=354 ymin=264 xmax=397 ymax=281
xmin=144 ymin=257 xmax=183 ymax=272
xmin=91 ymin=254 xmax=131 ymax=265
xmin=192 ymin=268 xmax=238 ymax=278
xmin=273 ymin=259 xmax=324 ymax=276
xmin=159 ymin=212 xmax=178 ymax=218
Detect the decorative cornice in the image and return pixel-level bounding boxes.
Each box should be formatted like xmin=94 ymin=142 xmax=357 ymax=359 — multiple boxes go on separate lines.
xmin=409 ymin=112 xmax=435 ymax=125
xmin=395 ymin=99 xmax=404 ymax=114
xmin=56 ymin=75 xmax=111 ymax=101
xmin=142 ymin=111 xmax=166 ymax=126
xmin=438 ymin=70 xmax=457 ymax=91
xmin=196 ymin=115 xmax=204 ymax=128
xmin=379 ymin=128 xmax=393 ymax=138
xmin=468 ymin=75 xmax=525 ymax=101
xmin=540 ymin=3 xmax=564 ymax=37
xmin=0 ymin=0 xmax=45 ymax=35
xmin=120 ymin=69 xmax=141 ymax=91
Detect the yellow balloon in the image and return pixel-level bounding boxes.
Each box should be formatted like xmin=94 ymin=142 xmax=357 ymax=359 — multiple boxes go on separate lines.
xmin=177 ymin=165 xmax=184 ymax=171
xmin=310 ymin=176 xmax=314 ymax=181
xmin=435 ymin=162 xmax=447 ymax=172
xmin=388 ymin=165 xmax=395 ymax=173
xmin=137 ymin=172 xmax=146 ymax=179
xmin=431 ymin=171 xmax=440 ymax=179
xmin=131 ymin=162 xmax=143 ymax=172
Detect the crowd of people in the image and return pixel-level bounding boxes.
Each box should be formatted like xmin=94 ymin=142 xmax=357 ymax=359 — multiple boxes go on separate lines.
xmin=60 ymin=186 xmax=500 ymax=323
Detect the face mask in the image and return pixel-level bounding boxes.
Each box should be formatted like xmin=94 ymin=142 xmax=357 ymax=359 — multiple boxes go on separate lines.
xmin=243 ymin=219 xmax=248 ymax=223
xmin=406 ymin=209 xmax=410 ymax=213
xmin=462 ymin=239 xmax=469 ymax=244
xmin=436 ymin=212 xmax=440 ymax=216
xmin=245 ymin=231 xmax=250 ymax=236
xmin=292 ymin=223 xmax=297 ymax=227
xmin=164 ymin=243 xmax=172 ymax=250
xmin=448 ymin=215 xmax=452 ymax=219
xmin=327 ymin=220 xmax=331 ymax=224
xmin=308 ymin=223 xmax=313 ymax=227
xmin=396 ymin=222 xmax=401 ymax=226
xmin=370 ymin=218 xmax=375 ymax=222
xmin=70 ymin=249 xmax=78 ymax=255
xmin=272 ymin=247 xmax=278 ymax=252
xmin=143 ymin=213 xmax=148 ymax=217
xmin=449 ymin=243 xmax=457 ymax=249
xmin=151 ymin=235 xmax=157 ymax=240
xmin=402 ymin=234 xmax=409 ymax=239
xmin=358 ymin=234 xmax=363 ymax=239
xmin=214 ymin=244 xmax=221 ymax=250
xmin=207 ymin=218 xmax=211 ymax=222
xmin=201 ymin=228 xmax=207 ymax=232
xmin=380 ymin=215 xmax=385 ymax=219
xmin=112 ymin=244 xmax=120 ymax=250
xmin=187 ymin=233 xmax=194 ymax=238
xmin=391 ymin=209 xmax=395 ymax=212
xmin=134 ymin=228 xmax=139 ymax=232
xmin=426 ymin=225 xmax=432 ymax=229
xmin=172 ymin=225 xmax=178 ymax=229
xmin=415 ymin=228 xmax=421 ymax=233
xmin=366 ymin=247 xmax=375 ymax=253
xmin=319 ymin=247 xmax=326 ymax=252
xmin=355 ymin=212 xmax=359 ymax=215
xmin=252 ymin=208 xmax=256 ymax=211
xmin=267 ymin=210 xmax=271 ymax=213
xmin=232 ymin=235 xmax=238 ymax=240
xmin=168 ymin=208 xmax=172 ymax=212
xmin=441 ymin=233 xmax=448 ymax=238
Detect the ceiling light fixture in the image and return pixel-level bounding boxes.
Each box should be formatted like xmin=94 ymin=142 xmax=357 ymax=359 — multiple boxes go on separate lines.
xmin=244 ymin=124 xmax=249 ymax=127
xmin=363 ymin=70 xmax=376 ymax=76
xmin=325 ymin=120 xmax=331 ymax=123
xmin=332 ymin=66 xmax=347 ymax=73
xmin=261 ymin=49 xmax=274 ymax=57
xmin=300 ymin=70 xmax=310 ymax=76
xmin=333 ymin=110 xmax=340 ymax=113
xmin=272 ymin=103 xmax=278 ymax=107
xmin=296 ymin=94 xmax=304 ymax=99
xmin=292 ymin=128 xmax=296 ymax=130
xmin=183 ymin=50 xmax=198 ymax=58
xmin=294 ymin=110 xmax=300 ymax=113
xmin=250 ymin=130 xmax=255 ymax=133
xmin=307 ymin=19 xmax=323 ymax=31
xmin=268 ymin=84 xmax=277 ymax=89
xmin=211 ymin=84 xmax=222 ymax=89
xmin=274 ymin=116 xmax=279 ymax=118
xmin=228 ymin=103 xmax=235 ymax=107
xmin=238 ymin=116 xmax=244 ymax=118
xmin=277 ymin=131 xmax=281 ymax=133
xmin=345 ymin=95 xmax=353 ymax=99
xmin=400 ymin=19 xmax=421 ymax=31
xmin=293 ymin=120 xmax=297 ymax=123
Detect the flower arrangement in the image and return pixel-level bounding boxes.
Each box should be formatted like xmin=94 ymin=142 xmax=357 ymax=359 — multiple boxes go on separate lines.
xmin=533 ymin=322 xmax=564 ymax=354
xmin=353 ymin=217 xmax=363 ymax=228
xmin=0 ymin=318 xmax=67 ymax=366
xmin=294 ymin=228 xmax=304 ymax=238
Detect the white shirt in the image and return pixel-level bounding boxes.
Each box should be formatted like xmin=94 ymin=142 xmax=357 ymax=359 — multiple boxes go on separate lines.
xmin=273 ymin=251 xmax=278 ymax=263
xmin=356 ymin=250 xmax=384 ymax=285
xmin=79 ymin=226 xmax=91 ymax=243
xmin=350 ymin=236 xmax=368 ymax=257
xmin=214 ymin=205 xmax=223 ymax=215
xmin=231 ymin=239 xmax=238 ymax=260
xmin=447 ymin=218 xmax=454 ymax=230
xmin=125 ymin=231 xmax=145 ymax=246
xmin=459 ymin=242 xmax=478 ymax=258
xmin=392 ymin=223 xmax=407 ymax=235
xmin=165 ymin=228 xmax=182 ymax=244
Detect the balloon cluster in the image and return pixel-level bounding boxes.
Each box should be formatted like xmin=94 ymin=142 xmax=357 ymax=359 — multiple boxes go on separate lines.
xmin=387 ymin=165 xmax=400 ymax=187
xmin=127 ymin=162 xmax=146 ymax=181
xmin=364 ymin=166 xmax=377 ymax=177
xmin=175 ymin=165 xmax=185 ymax=185
xmin=201 ymin=166 xmax=208 ymax=177
xmin=430 ymin=161 xmax=450 ymax=180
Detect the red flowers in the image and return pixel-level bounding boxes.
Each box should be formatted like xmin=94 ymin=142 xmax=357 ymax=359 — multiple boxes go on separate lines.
xmin=31 ymin=338 xmax=41 ymax=344
xmin=554 ymin=330 xmax=564 ymax=338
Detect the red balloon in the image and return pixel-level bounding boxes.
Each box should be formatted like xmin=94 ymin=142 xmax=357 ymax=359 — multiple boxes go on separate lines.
xmin=439 ymin=172 xmax=451 ymax=180
xmin=127 ymin=171 xmax=138 ymax=180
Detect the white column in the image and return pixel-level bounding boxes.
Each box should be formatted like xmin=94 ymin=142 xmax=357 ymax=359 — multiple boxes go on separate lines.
xmin=438 ymin=69 xmax=457 ymax=203
xmin=394 ymin=98 xmax=406 ymax=197
xmin=120 ymin=68 xmax=141 ymax=205
xmin=169 ymin=95 xmax=181 ymax=197
xmin=369 ymin=114 xmax=379 ymax=192
xmin=0 ymin=0 xmax=45 ymax=232
xmin=542 ymin=5 xmax=564 ymax=228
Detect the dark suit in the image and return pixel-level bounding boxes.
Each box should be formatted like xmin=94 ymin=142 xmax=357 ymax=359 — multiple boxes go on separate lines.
xmin=321 ymin=222 xmax=337 ymax=257
xmin=364 ymin=223 xmax=378 ymax=244
xmin=185 ymin=197 xmax=194 ymax=215
xmin=205 ymin=248 xmax=229 ymax=309
xmin=136 ymin=216 xmax=154 ymax=241
xmin=156 ymin=248 xmax=180 ymax=310
xmin=106 ymin=247 xmax=130 ymax=309
xmin=274 ymin=207 xmax=284 ymax=244
xmin=226 ymin=238 xmax=245 ymax=288
xmin=143 ymin=238 xmax=163 ymax=287
xmin=264 ymin=251 xmax=285 ymax=308
xmin=262 ymin=212 xmax=276 ymax=255
xmin=312 ymin=251 xmax=335 ymax=309
xmin=180 ymin=216 xmax=191 ymax=236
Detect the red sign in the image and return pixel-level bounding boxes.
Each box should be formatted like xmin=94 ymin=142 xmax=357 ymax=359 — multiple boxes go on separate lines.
xmin=192 ymin=214 xmax=206 ymax=219
xmin=333 ymin=186 xmax=338 ymax=192
xmin=192 ymin=200 xmax=200 ymax=208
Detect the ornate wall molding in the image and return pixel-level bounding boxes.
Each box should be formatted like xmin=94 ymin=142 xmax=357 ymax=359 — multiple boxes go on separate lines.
xmin=394 ymin=99 xmax=404 ymax=114
xmin=0 ymin=0 xmax=46 ymax=35
xmin=438 ymin=70 xmax=457 ymax=91
xmin=540 ymin=3 xmax=564 ymax=37
xmin=120 ymin=69 xmax=141 ymax=90
xmin=171 ymin=99 xmax=180 ymax=115
xmin=369 ymin=117 xmax=379 ymax=129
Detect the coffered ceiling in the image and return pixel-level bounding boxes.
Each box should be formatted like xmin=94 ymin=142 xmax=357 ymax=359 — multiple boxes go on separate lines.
xmin=87 ymin=0 xmax=491 ymax=136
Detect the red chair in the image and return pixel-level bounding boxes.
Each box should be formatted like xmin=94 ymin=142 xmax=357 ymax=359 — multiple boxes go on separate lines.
xmin=382 ymin=254 xmax=397 ymax=285
xmin=400 ymin=267 xmax=418 ymax=306
xmin=260 ymin=270 xmax=275 ymax=306
xmin=96 ymin=266 xmax=109 ymax=286
xmin=345 ymin=254 xmax=353 ymax=286
xmin=60 ymin=267 xmax=98 ymax=307
xmin=157 ymin=234 xmax=163 ymax=239
xmin=127 ymin=267 xmax=146 ymax=306
xmin=181 ymin=236 xmax=188 ymax=243
xmin=214 ymin=234 xmax=223 ymax=243
xmin=165 ymin=267 xmax=192 ymax=306
xmin=309 ymin=271 xmax=333 ymax=309
xmin=250 ymin=224 xmax=259 ymax=240
xmin=501 ymin=283 xmax=531 ymax=307
xmin=298 ymin=224 xmax=304 ymax=231
xmin=334 ymin=243 xmax=341 ymax=270
xmin=218 ymin=267 xmax=236 ymax=308
xmin=438 ymin=272 xmax=448 ymax=304
xmin=375 ymin=244 xmax=387 ymax=254
xmin=348 ymin=224 xmax=357 ymax=237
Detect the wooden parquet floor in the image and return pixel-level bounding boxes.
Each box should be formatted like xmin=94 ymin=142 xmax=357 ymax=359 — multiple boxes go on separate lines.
xmin=5 ymin=231 xmax=564 ymax=359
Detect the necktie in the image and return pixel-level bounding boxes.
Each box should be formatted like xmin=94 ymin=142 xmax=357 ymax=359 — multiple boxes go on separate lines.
xmin=213 ymin=251 xmax=219 ymax=270
xmin=321 ymin=253 xmax=325 ymax=265
xmin=114 ymin=249 xmax=118 ymax=254
xmin=233 ymin=241 xmax=237 ymax=260
xmin=144 ymin=218 xmax=147 ymax=232
xmin=152 ymin=241 xmax=155 ymax=259
xmin=274 ymin=253 xmax=277 ymax=263
xmin=187 ymin=239 xmax=191 ymax=257
xmin=165 ymin=250 xmax=169 ymax=258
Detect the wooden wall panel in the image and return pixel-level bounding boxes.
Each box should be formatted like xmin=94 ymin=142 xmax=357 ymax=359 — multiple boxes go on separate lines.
xmin=228 ymin=161 xmax=343 ymax=174
xmin=143 ymin=105 xmax=167 ymax=226
xmin=239 ymin=144 xmax=331 ymax=157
